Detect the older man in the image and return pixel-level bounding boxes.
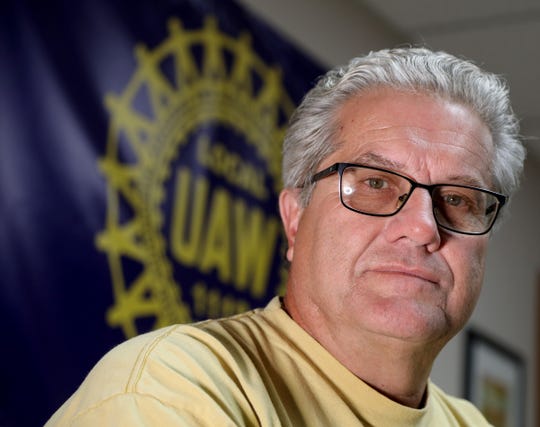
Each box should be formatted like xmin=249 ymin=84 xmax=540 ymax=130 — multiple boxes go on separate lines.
xmin=48 ymin=48 xmax=525 ymax=426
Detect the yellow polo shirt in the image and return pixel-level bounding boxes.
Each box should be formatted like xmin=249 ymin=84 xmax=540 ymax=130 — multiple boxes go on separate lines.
xmin=47 ymin=297 xmax=490 ymax=426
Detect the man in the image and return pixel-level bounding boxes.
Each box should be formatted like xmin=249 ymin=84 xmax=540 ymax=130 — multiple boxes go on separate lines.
xmin=47 ymin=48 xmax=525 ymax=426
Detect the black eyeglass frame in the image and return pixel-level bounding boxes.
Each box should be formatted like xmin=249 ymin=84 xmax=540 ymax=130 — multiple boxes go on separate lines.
xmin=310 ymin=162 xmax=508 ymax=235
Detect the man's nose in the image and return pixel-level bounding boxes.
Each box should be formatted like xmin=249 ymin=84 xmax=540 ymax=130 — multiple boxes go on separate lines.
xmin=385 ymin=188 xmax=442 ymax=252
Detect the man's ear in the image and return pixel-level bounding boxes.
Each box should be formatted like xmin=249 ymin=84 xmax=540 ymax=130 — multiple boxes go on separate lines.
xmin=279 ymin=188 xmax=303 ymax=262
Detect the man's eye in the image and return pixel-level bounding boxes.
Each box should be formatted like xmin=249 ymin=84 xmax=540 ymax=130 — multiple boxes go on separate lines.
xmin=444 ymin=194 xmax=464 ymax=207
xmin=366 ymin=178 xmax=387 ymax=189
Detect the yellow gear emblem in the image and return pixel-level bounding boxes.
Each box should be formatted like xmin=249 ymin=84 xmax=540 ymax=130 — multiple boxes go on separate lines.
xmin=96 ymin=17 xmax=294 ymax=338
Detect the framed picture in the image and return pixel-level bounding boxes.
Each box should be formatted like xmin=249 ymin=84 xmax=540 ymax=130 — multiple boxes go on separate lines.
xmin=464 ymin=328 xmax=525 ymax=427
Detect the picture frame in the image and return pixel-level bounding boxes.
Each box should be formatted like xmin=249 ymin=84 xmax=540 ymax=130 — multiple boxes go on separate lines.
xmin=464 ymin=328 xmax=526 ymax=427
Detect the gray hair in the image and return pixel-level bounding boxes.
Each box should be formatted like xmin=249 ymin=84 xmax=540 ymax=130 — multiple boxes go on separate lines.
xmin=282 ymin=47 xmax=525 ymax=209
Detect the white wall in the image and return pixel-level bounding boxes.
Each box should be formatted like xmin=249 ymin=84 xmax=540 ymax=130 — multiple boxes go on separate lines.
xmin=238 ymin=0 xmax=407 ymax=66
xmin=238 ymin=0 xmax=539 ymax=425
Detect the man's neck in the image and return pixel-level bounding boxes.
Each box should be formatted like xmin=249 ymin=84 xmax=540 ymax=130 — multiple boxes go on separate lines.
xmin=283 ymin=295 xmax=444 ymax=409
xmin=331 ymin=333 xmax=437 ymax=408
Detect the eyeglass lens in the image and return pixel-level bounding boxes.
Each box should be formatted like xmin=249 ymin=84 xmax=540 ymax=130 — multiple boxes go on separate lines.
xmin=340 ymin=165 xmax=500 ymax=234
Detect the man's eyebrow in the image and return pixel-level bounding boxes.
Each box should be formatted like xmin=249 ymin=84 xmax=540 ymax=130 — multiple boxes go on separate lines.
xmin=351 ymin=152 xmax=488 ymax=187
xmin=350 ymin=152 xmax=405 ymax=170
xmin=445 ymin=174 xmax=486 ymax=188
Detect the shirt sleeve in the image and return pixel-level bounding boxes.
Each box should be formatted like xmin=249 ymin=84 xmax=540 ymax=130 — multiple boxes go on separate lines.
xmin=47 ymin=390 xmax=255 ymax=427
xmin=44 ymin=325 xmax=262 ymax=427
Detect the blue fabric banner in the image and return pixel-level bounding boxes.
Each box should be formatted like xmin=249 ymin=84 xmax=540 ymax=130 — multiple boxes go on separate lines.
xmin=0 ymin=1 xmax=323 ymax=425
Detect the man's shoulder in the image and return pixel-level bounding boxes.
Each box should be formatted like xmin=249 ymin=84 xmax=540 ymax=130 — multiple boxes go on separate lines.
xmin=45 ymin=325 xmax=181 ymax=425
xmin=46 ymin=303 xmax=286 ymax=425
xmin=88 ymin=299 xmax=282 ymax=387
xmin=77 ymin=311 xmax=268 ymax=395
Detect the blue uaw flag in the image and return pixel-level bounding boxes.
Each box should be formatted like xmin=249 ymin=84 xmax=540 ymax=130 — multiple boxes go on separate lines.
xmin=0 ymin=0 xmax=323 ymax=425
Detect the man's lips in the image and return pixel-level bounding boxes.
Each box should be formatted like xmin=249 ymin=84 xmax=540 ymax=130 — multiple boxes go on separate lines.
xmin=367 ymin=266 xmax=440 ymax=284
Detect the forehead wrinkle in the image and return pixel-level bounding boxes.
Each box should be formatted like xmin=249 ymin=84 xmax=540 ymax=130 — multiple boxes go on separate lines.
xmin=351 ymin=123 xmax=489 ymax=154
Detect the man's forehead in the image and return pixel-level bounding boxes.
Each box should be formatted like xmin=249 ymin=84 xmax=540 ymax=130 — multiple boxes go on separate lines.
xmin=331 ymin=91 xmax=494 ymax=172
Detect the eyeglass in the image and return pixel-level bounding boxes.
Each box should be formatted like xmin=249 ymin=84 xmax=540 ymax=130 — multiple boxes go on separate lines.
xmin=310 ymin=162 xmax=507 ymax=235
